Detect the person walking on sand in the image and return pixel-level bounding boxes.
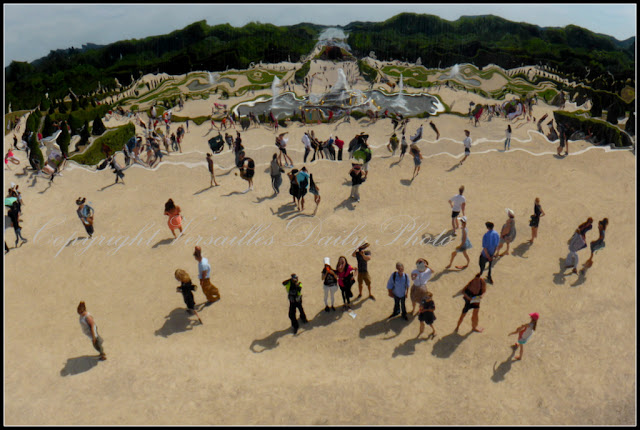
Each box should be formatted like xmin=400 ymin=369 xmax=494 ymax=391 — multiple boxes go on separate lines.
xmin=410 ymin=144 xmax=423 ymax=180
xmin=75 ymin=197 xmax=94 ymax=238
xmin=309 ymin=173 xmax=321 ymax=216
xmin=174 ymin=269 xmax=203 ymax=324
xmin=194 ymin=246 xmax=220 ymax=304
xmin=276 ymin=132 xmax=294 ymax=167
xmin=301 ymin=132 xmax=312 ymax=164
xmin=77 ymin=301 xmax=106 ymax=360
xmin=7 ymin=201 xmax=27 ymax=247
xmin=459 ymin=130 xmax=471 ymax=165
xmin=504 ymin=124 xmax=512 ymax=151
xmin=386 ymin=262 xmax=410 ymax=320
xmin=352 ymin=242 xmax=374 ymax=300
xmin=206 ymin=153 xmax=219 ymax=187
xmin=349 ymin=163 xmax=365 ymax=203
xmin=410 ymin=258 xmax=433 ymax=314
xmin=321 ymin=257 xmax=339 ymax=312
xmin=164 ymin=198 xmax=183 ymax=239
xmin=528 ymin=197 xmax=545 ymax=243
xmin=454 ymin=272 xmax=487 ymax=333
xmin=336 ymin=256 xmax=357 ymax=310
xmin=496 ymin=208 xmax=517 ymax=257
xmin=387 ymin=133 xmax=399 ymax=155
xmin=445 ymin=216 xmax=472 ymax=269
xmin=270 ymin=153 xmax=285 ymax=195
xmin=399 ymin=132 xmax=409 ymax=161
xmin=449 ymin=185 xmax=466 ymax=236
xmin=479 ymin=222 xmax=500 ymax=284
xmin=417 ymin=291 xmax=436 ymax=337
xmin=334 ymin=135 xmax=345 ymax=161
xmin=283 ymin=274 xmax=308 ymax=335
xmin=509 ymin=313 xmax=538 ymax=360
xmin=583 ymin=218 xmax=608 ymax=269
xmin=108 ymin=155 xmax=125 ymax=185
xmin=237 ymin=151 xmax=255 ymax=193
xmin=565 ymin=218 xmax=592 ymax=274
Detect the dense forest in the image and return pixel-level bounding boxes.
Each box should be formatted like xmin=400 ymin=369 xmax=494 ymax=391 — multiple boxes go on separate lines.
xmin=5 ymin=13 xmax=635 ymax=111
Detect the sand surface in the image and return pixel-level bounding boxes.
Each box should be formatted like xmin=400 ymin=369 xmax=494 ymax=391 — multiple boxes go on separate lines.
xmin=3 ymin=63 xmax=636 ymax=425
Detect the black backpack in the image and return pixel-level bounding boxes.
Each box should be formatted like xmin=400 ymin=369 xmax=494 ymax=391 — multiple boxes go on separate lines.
xmin=208 ymin=134 xmax=225 ymax=154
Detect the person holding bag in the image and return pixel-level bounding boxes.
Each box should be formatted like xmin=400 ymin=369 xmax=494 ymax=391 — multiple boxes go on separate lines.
xmin=386 ymin=262 xmax=410 ymax=320
xmin=336 ymin=256 xmax=357 ymax=310
xmin=321 ymin=257 xmax=339 ymax=312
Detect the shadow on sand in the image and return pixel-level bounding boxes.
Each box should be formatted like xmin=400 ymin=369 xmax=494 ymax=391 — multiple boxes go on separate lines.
xmin=193 ymin=185 xmax=216 ymax=195
xmin=511 ymin=241 xmax=532 ymax=258
xmin=154 ymin=308 xmax=201 ymax=338
xmin=334 ymin=197 xmax=356 ymax=211
xmin=392 ymin=335 xmax=434 ymax=358
xmin=359 ymin=315 xmax=413 ymax=340
xmin=152 ymin=238 xmax=174 ymax=249
xmin=431 ymin=331 xmax=472 ymax=359
xmin=60 ymin=355 xmax=100 ymax=376
xmin=400 ymin=178 xmax=413 ymax=186
xmin=491 ymin=347 xmax=517 ymax=382
xmin=271 ymin=201 xmax=299 ymax=219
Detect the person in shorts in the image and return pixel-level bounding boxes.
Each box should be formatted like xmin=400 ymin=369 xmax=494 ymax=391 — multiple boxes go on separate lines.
xmin=237 ymin=151 xmax=254 ymax=193
xmin=417 ymin=291 xmax=436 ymax=337
xmin=352 ymin=242 xmax=374 ymax=300
xmin=454 ymin=273 xmax=486 ymax=333
xmin=448 ymin=185 xmax=466 ymax=236
xmin=459 ymin=130 xmax=471 ymax=165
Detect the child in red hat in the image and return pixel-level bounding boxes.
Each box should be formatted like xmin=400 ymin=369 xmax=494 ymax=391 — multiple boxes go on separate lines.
xmin=509 ymin=313 xmax=539 ymax=360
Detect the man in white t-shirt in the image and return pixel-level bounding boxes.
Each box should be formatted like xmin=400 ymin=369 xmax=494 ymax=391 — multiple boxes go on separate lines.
xmin=449 ymin=185 xmax=467 ymax=236
xmin=194 ymin=246 xmax=220 ymax=304
xmin=459 ymin=130 xmax=471 ymax=165
xmin=301 ymin=132 xmax=312 ymax=163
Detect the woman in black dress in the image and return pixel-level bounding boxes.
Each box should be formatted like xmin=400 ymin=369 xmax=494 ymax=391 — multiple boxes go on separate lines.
xmin=417 ymin=291 xmax=436 ymax=338
xmin=288 ymin=169 xmax=300 ymax=207
xmin=175 ymin=269 xmax=202 ymax=324
xmin=528 ymin=197 xmax=545 ymax=244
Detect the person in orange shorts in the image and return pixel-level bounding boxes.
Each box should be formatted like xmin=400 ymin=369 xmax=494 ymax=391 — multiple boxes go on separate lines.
xmin=194 ymin=246 xmax=220 ymax=304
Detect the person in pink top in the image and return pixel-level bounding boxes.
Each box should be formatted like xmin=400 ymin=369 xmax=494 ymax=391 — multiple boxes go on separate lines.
xmin=335 ymin=256 xmax=357 ymax=310
xmin=164 ymin=198 xmax=183 ymax=238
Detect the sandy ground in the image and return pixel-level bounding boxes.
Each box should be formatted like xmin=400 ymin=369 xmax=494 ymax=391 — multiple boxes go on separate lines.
xmin=3 ymin=64 xmax=636 ymax=425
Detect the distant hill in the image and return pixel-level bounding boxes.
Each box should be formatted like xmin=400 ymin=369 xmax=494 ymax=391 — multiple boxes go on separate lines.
xmin=5 ymin=13 xmax=635 ymax=111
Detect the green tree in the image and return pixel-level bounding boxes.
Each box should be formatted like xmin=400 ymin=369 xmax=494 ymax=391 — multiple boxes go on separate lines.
xmin=80 ymin=119 xmax=91 ymax=145
xmin=92 ymin=114 xmax=106 ymax=135
xmin=58 ymin=121 xmax=71 ymax=156
xmin=28 ymin=131 xmax=45 ymax=169
xmin=58 ymin=100 xmax=67 ymax=114
xmin=624 ymin=111 xmax=634 ymax=135
xmin=590 ymin=94 xmax=602 ymax=118
xmin=67 ymin=113 xmax=83 ymax=135
xmin=606 ymin=102 xmax=621 ymax=125
xmin=42 ymin=115 xmax=55 ymax=137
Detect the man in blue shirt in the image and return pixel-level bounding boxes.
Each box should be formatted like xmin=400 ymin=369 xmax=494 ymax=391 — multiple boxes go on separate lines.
xmin=386 ymin=262 xmax=410 ymax=320
xmin=479 ymin=222 xmax=500 ymax=284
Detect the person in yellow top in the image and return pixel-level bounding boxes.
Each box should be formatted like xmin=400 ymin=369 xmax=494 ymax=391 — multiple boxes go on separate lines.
xmin=283 ymin=274 xmax=308 ymax=335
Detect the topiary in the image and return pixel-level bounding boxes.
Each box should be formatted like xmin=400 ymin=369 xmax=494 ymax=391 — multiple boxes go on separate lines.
xmin=28 ymin=131 xmax=45 ymax=169
xmin=80 ymin=119 xmax=91 ymax=145
xmin=42 ymin=115 xmax=55 ymax=137
xmin=58 ymin=121 xmax=70 ymax=156
xmin=625 ymin=111 xmax=634 ymax=135
xmin=92 ymin=114 xmax=106 ymax=136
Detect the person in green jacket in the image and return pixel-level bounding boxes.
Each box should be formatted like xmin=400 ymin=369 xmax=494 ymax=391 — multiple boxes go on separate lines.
xmin=283 ymin=274 xmax=308 ymax=335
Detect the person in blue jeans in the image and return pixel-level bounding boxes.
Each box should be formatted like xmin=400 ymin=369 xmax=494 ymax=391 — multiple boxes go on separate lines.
xmin=479 ymin=222 xmax=500 ymax=284
xmin=386 ymin=262 xmax=410 ymax=320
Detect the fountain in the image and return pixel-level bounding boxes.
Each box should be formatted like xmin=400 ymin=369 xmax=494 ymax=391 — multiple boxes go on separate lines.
xmin=437 ymin=64 xmax=481 ymax=86
xmin=271 ymin=76 xmax=281 ymax=108
xmin=208 ymin=72 xmax=215 ymax=85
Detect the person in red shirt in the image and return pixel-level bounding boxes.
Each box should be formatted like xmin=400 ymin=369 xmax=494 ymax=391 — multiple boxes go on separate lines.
xmin=334 ymin=136 xmax=345 ymax=161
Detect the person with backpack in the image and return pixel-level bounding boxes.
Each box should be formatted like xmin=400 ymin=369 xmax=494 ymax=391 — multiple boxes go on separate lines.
xmin=321 ymin=257 xmax=339 ymax=312
xmin=283 ymin=274 xmax=308 ymax=335
xmin=75 ymin=197 xmax=94 ymax=238
xmin=295 ymin=167 xmax=310 ymax=211
xmin=386 ymin=262 xmax=410 ymax=320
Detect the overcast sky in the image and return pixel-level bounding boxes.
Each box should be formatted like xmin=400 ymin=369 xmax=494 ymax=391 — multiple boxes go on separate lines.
xmin=3 ymin=3 xmax=636 ymax=67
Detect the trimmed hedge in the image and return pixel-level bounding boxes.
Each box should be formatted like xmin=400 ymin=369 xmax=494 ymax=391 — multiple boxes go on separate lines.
xmin=553 ymin=111 xmax=632 ymax=147
xmin=171 ymin=115 xmax=210 ymax=126
xmin=69 ymin=122 xmax=135 ymax=165
xmin=294 ymin=61 xmax=311 ymax=84
xmin=357 ymin=60 xmax=378 ymax=83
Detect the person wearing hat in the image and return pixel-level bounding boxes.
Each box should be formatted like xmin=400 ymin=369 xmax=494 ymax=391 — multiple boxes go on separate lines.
xmin=352 ymin=242 xmax=374 ymax=300
xmin=445 ymin=216 xmax=472 ymax=270
xmin=76 ymin=197 xmax=94 ymax=238
xmin=509 ymin=313 xmax=539 ymax=360
xmin=282 ymin=274 xmax=308 ymax=335
xmin=193 ymin=246 xmax=220 ymax=304
xmin=386 ymin=262 xmax=410 ymax=320
xmin=77 ymin=301 xmax=106 ymax=361
xmin=496 ymin=208 xmax=517 ymax=257
xmin=454 ymin=272 xmax=487 ymax=333
xmin=321 ymin=257 xmax=339 ymax=312
xmin=448 ymin=185 xmax=466 ymax=236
